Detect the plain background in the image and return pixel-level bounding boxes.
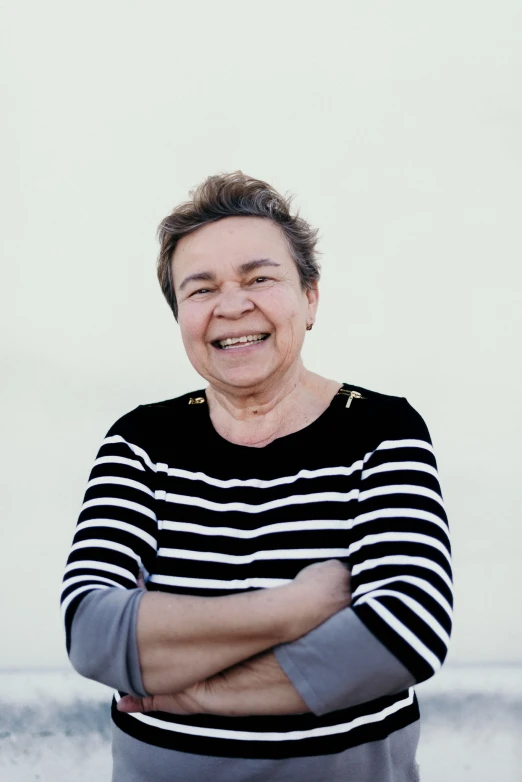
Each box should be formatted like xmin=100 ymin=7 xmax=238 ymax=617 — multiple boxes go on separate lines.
xmin=1 ymin=0 xmax=521 ymax=670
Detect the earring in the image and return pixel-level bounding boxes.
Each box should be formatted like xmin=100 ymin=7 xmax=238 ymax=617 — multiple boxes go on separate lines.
xmin=306 ymin=323 xmax=313 ymax=331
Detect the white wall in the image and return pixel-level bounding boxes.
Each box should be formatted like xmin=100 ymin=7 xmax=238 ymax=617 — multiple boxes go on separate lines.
xmin=1 ymin=0 xmax=521 ymax=668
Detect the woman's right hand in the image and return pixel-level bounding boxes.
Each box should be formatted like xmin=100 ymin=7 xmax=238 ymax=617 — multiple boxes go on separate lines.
xmin=288 ymin=560 xmax=352 ymax=639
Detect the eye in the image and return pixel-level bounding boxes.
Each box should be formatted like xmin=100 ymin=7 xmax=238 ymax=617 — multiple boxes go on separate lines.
xmin=252 ymin=276 xmax=270 ymax=284
xmin=190 ymin=288 xmax=211 ymax=296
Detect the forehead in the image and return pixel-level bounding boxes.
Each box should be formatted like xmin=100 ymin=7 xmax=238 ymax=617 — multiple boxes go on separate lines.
xmin=171 ymin=216 xmax=293 ymax=282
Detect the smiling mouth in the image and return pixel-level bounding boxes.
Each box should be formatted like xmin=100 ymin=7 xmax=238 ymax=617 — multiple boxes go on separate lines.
xmin=212 ymin=333 xmax=270 ymax=350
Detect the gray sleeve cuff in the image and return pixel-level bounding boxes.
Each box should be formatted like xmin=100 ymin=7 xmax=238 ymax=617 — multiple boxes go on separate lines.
xmin=273 ymin=607 xmax=415 ymax=716
xmin=68 ymin=588 xmax=148 ymax=697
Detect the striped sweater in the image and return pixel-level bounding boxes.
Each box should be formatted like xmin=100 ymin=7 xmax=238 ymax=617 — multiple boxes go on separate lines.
xmin=61 ymin=383 xmax=452 ymax=774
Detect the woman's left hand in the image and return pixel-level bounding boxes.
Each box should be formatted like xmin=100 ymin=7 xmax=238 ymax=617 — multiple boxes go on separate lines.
xmin=117 ymin=680 xmax=211 ymax=715
xmin=117 ymin=652 xmax=308 ymax=716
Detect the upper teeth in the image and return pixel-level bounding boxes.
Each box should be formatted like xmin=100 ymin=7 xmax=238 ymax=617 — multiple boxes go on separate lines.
xmin=218 ymin=334 xmax=267 ymax=347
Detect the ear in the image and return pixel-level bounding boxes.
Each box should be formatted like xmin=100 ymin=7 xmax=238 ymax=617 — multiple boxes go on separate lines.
xmin=305 ymin=281 xmax=319 ymax=322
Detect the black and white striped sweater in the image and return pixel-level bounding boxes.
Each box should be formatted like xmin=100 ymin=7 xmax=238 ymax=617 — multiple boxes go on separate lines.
xmin=61 ymin=383 xmax=452 ymax=766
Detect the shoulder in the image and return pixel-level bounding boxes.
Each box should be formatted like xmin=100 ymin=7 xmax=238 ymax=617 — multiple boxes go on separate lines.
xmin=104 ymin=389 xmax=206 ymax=443
xmin=341 ymin=382 xmax=432 ymax=446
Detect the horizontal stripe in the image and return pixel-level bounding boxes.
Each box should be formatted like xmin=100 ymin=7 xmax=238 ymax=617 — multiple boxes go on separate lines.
xmin=104 ymin=436 xmax=365 ymax=488
xmin=160 ymin=489 xmax=359 ymax=513
xmin=75 ymin=519 xmax=157 ymax=551
xmin=359 ymin=484 xmax=444 ymax=509
xmin=149 ymin=574 xmax=289 ymax=590
xmin=362 ymin=597 xmax=441 ymax=672
xmin=80 ymin=497 xmax=156 ymax=521
xmin=352 ymin=575 xmax=453 ymax=618
xmin=87 ymin=476 xmax=154 ymax=497
xmin=114 ymin=689 xmax=414 ymax=740
xmin=352 ymin=507 xmax=449 ymax=534
xmin=348 ymin=532 xmax=451 ymax=565
xmin=374 ymin=439 xmax=434 ymax=454
xmin=362 ymin=461 xmax=439 ymax=481
xmin=102 ymin=435 xmax=434 ymax=483
xmin=356 ymin=589 xmax=450 ymax=645
xmin=93 ymin=455 xmax=145 ymax=471
xmin=106 ymin=437 xmax=433 ymax=475
xmin=164 ymin=464 xmax=364 ymax=489
xmin=63 ymin=559 xmax=136 ymax=583
xmin=61 ymin=574 xmax=125 ymax=592
xmin=157 ymin=547 xmax=349 ymax=565
xmin=159 ymin=519 xmax=350 ymax=538
xmin=70 ymin=539 xmax=141 ymax=563
xmin=352 ymin=555 xmax=453 ymax=590
xmin=158 ymin=515 xmax=448 ymax=543
xmin=102 ymin=435 xmax=157 ymax=472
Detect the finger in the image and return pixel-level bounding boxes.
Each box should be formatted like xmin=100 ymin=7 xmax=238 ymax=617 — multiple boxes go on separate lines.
xmin=117 ymin=695 xmax=153 ymax=713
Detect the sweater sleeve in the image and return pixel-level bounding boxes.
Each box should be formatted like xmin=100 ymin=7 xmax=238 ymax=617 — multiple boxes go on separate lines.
xmin=60 ymin=408 xmax=158 ymax=696
xmin=274 ymin=397 xmax=453 ymax=715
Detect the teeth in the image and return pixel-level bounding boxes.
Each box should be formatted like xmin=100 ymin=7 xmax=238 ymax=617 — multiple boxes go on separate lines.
xmin=218 ymin=333 xmax=267 ymax=348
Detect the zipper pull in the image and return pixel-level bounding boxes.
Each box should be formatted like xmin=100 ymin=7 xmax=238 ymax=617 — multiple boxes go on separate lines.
xmin=345 ymin=390 xmax=364 ymax=408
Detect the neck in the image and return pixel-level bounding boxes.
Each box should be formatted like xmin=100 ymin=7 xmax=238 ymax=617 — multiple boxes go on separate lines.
xmin=205 ymin=364 xmax=342 ymax=447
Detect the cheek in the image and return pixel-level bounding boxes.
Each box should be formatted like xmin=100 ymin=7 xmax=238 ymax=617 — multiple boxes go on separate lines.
xmin=272 ymin=298 xmax=308 ymax=337
xmin=263 ymin=287 xmax=305 ymax=321
xmin=268 ymin=304 xmax=306 ymax=355
xmin=178 ymin=312 xmax=206 ymax=355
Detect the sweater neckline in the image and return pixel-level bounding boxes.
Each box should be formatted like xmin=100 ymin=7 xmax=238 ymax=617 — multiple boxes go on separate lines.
xmin=195 ymin=383 xmax=351 ymax=452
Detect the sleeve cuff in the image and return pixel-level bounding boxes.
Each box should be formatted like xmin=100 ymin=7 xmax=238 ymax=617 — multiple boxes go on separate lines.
xmin=69 ymin=588 xmax=148 ymax=697
xmin=273 ymin=607 xmax=415 ymax=716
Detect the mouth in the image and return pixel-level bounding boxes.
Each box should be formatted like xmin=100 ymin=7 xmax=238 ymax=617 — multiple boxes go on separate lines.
xmin=212 ymin=333 xmax=270 ymax=350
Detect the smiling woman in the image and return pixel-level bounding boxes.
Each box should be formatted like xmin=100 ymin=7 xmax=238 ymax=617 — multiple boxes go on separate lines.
xmin=60 ymin=171 xmax=453 ymax=782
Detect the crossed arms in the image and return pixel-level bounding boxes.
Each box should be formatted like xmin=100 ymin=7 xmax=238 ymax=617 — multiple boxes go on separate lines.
xmin=117 ymin=560 xmax=351 ymax=716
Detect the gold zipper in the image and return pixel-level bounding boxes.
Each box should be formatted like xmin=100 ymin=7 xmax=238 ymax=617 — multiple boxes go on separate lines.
xmin=188 ymin=397 xmax=206 ymax=405
xmin=338 ymin=389 xmax=366 ymax=408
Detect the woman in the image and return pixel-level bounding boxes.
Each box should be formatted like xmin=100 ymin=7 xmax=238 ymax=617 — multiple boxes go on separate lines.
xmin=61 ymin=172 xmax=453 ymax=782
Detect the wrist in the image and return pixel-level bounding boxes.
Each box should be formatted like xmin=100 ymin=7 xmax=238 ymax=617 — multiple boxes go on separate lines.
xmin=273 ymin=582 xmax=313 ymax=642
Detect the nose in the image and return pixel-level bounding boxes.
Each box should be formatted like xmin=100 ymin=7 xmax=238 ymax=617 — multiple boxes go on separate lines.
xmin=213 ymin=285 xmax=255 ymax=320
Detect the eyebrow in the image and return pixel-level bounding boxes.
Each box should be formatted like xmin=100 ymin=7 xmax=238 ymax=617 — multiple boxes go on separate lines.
xmin=178 ymin=259 xmax=281 ymax=292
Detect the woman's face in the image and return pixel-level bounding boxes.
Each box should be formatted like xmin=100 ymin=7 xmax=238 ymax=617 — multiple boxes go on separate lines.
xmin=171 ymin=216 xmax=318 ymax=395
